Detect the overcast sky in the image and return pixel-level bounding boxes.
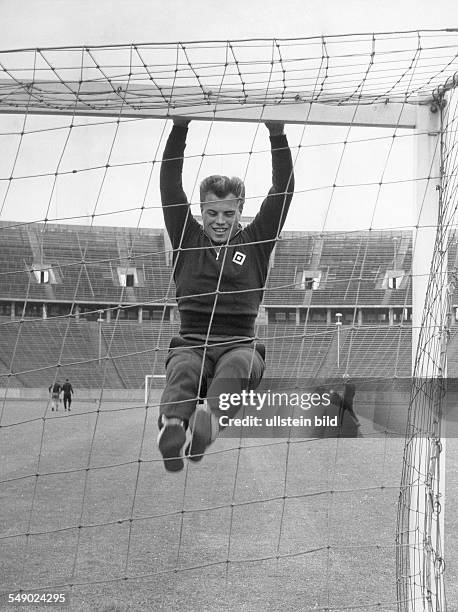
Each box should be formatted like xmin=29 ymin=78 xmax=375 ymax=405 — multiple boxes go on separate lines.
xmin=0 ymin=0 xmax=457 ymax=232
xmin=2 ymin=0 xmax=457 ymax=48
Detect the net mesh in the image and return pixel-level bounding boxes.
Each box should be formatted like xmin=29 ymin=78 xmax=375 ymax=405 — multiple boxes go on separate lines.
xmin=0 ymin=30 xmax=457 ymax=611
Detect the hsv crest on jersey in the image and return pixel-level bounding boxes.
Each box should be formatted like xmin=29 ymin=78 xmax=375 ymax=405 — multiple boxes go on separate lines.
xmin=232 ymin=251 xmax=246 ymax=266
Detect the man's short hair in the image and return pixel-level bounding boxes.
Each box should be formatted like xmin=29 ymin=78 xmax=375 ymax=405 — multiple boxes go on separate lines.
xmin=200 ymin=175 xmax=245 ymax=208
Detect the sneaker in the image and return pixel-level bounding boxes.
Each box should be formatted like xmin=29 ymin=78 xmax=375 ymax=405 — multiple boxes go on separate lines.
xmin=186 ymin=403 xmax=219 ymax=462
xmin=157 ymin=417 xmax=186 ymax=472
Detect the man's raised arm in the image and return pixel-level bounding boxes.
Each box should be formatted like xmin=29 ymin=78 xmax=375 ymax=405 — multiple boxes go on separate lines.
xmin=249 ymin=122 xmax=295 ymax=243
xmin=160 ymin=119 xmax=195 ymax=248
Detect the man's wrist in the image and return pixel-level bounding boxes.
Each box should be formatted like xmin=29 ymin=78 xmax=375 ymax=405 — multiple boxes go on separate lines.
xmin=269 ymin=131 xmax=286 ymax=139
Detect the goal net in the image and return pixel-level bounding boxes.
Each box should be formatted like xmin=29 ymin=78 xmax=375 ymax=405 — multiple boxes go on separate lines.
xmin=1 ymin=30 xmax=457 ymax=611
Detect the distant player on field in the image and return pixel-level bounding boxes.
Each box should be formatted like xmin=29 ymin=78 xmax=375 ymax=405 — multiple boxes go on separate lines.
xmin=157 ymin=118 xmax=294 ymax=471
xmin=48 ymin=381 xmax=62 ymax=412
xmin=316 ymin=378 xmax=361 ymax=438
xmin=62 ymin=378 xmax=74 ymax=411
xmin=340 ymin=376 xmax=361 ymax=436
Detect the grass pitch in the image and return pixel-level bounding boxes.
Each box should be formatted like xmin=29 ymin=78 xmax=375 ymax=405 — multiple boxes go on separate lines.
xmin=0 ymin=393 xmax=456 ymax=611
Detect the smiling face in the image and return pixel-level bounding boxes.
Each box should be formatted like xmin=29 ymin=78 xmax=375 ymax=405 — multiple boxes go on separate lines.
xmin=201 ymin=192 xmax=243 ymax=244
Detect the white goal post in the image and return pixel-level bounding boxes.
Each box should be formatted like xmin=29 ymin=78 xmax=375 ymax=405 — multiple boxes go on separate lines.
xmin=144 ymin=373 xmax=166 ymax=406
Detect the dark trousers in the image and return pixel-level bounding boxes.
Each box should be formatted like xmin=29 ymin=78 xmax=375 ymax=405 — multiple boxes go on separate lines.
xmin=63 ymin=394 xmax=72 ymax=409
xmin=160 ymin=336 xmax=265 ymax=423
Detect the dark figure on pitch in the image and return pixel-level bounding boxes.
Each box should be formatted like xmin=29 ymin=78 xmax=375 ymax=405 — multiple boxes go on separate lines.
xmin=62 ymin=378 xmax=74 ymax=411
xmin=333 ymin=378 xmax=361 ymax=437
xmin=48 ymin=381 xmax=62 ymax=412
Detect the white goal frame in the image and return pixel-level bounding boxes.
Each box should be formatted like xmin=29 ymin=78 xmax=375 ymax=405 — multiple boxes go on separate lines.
xmin=144 ymin=373 xmax=166 ymax=406
xmin=127 ymin=100 xmax=445 ymax=610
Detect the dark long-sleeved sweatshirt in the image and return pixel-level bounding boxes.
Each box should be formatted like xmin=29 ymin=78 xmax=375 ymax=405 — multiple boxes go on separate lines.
xmin=160 ymin=125 xmax=294 ymax=337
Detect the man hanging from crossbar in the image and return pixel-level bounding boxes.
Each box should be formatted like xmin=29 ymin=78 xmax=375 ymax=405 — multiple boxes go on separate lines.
xmin=157 ymin=118 xmax=294 ymax=471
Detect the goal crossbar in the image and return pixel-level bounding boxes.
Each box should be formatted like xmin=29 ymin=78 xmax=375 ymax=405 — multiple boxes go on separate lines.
xmin=0 ymin=81 xmax=420 ymax=128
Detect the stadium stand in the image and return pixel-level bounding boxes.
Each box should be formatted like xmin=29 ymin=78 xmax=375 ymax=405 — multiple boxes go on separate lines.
xmin=0 ymin=220 xmax=457 ymax=388
xmin=324 ymin=325 xmax=412 ymax=377
xmin=0 ymin=318 xmax=122 ymax=388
